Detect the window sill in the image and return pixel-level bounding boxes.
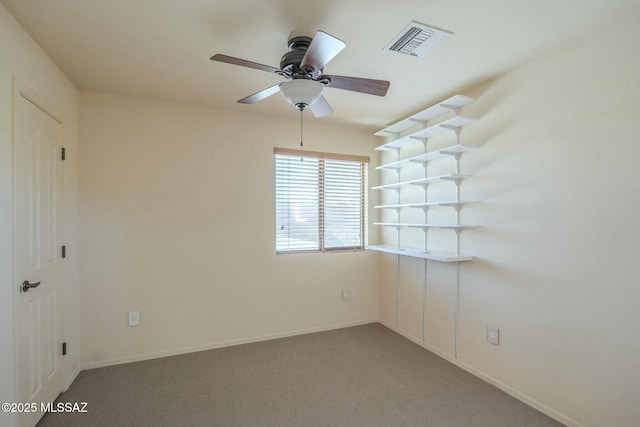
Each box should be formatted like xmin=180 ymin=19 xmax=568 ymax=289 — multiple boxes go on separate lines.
xmin=276 ymin=248 xmax=366 ymax=255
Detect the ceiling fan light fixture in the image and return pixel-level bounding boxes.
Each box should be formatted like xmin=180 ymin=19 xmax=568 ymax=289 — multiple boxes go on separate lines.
xmin=280 ymin=80 xmax=323 ymax=110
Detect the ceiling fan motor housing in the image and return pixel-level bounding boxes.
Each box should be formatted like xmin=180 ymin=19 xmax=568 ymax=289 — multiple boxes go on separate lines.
xmin=280 ymin=36 xmax=319 ymax=77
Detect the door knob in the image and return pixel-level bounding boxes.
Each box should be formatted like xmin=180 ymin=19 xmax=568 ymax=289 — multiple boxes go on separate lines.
xmin=22 ymin=280 xmax=41 ymax=292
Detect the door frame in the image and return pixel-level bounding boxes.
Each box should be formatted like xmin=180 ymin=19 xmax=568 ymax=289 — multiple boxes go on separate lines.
xmin=11 ymin=77 xmax=67 ymax=425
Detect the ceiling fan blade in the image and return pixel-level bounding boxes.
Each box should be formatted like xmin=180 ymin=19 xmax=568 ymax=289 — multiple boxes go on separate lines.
xmin=210 ymin=54 xmax=281 ymax=74
xmin=300 ymin=31 xmax=346 ymax=72
xmin=323 ymin=75 xmax=390 ymax=97
xmin=310 ymin=95 xmax=333 ymax=118
xmin=238 ymin=84 xmax=282 ymax=104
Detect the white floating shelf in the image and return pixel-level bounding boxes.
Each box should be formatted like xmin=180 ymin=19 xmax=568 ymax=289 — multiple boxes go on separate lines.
xmin=407 ymin=223 xmax=475 ymax=230
xmin=367 ymin=245 xmax=473 ymax=262
xmin=375 ymin=201 xmax=464 ymax=209
xmin=375 ymin=116 xmax=475 ymax=151
xmin=410 ymin=174 xmax=468 ymax=186
xmin=371 ymin=174 xmax=468 ymax=190
xmin=374 ymin=203 xmax=414 ymax=209
xmin=374 ymin=222 xmax=475 ymax=230
xmin=410 ymin=144 xmax=476 ymax=164
xmin=407 ymin=201 xmax=463 ymax=209
xmin=375 ymin=94 xmax=475 ymax=137
xmin=376 ymin=145 xmax=475 ymax=171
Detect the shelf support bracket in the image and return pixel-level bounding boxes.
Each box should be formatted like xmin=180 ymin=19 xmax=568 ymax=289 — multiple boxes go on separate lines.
xmin=409 ymin=118 xmax=428 ymax=127
xmin=439 ymin=103 xmax=462 ymax=116
xmin=380 ymin=130 xmax=401 ymax=138
xmin=440 ymin=124 xmax=462 ymax=144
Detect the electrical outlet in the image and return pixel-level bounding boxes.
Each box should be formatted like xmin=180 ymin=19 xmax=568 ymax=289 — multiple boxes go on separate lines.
xmin=487 ymin=325 xmax=499 ymax=345
xmin=342 ymin=289 xmax=350 ymax=302
xmin=128 ymin=310 xmax=140 ymax=327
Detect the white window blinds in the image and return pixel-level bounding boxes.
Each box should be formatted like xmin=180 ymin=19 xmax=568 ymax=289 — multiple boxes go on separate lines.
xmin=275 ymin=148 xmax=369 ymax=254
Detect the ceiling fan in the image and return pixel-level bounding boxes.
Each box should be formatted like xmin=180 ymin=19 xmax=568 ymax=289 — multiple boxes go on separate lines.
xmin=210 ymin=30 xmax=390 ymax=117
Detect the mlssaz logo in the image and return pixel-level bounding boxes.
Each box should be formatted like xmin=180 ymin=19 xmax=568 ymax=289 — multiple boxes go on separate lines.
xmin=41 ymin=402 xmax=88 ymax=413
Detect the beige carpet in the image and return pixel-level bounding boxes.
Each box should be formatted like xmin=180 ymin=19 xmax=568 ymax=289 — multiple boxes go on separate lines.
xmin=37 ymin=323 xmax=563 ymax=427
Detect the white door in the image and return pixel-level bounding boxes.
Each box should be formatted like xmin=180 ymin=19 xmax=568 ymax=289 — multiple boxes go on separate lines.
xmin=14 ymin=90 xmax=64 ymax=427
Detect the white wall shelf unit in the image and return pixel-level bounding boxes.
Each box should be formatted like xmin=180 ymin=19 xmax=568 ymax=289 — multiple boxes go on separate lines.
xmin=369 ymin=93 xmax=477 ymax=360
xmin=371 ymin=112 xmax=476 ymax=256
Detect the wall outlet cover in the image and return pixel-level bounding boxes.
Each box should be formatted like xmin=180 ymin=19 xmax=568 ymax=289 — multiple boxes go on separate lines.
xmin=128 ymin=310 xmax=140 ymax=327
xmin=487 ymin=325 xmax=499 ymax=345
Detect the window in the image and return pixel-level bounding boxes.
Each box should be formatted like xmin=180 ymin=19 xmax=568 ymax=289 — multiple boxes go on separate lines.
xmin=275 ymin=147 xmax=369 ymax=254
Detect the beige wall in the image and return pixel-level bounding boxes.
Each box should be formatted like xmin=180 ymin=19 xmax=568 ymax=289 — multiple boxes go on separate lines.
xmin=377 ymin=11 xmax=640 ymax=427
xmin=0 ymin=5 xmax=81 ymax=427
xmin=79 ymin=91 xmax=379 ymax=366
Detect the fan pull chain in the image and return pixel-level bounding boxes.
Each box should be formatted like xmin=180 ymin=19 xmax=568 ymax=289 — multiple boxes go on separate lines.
xmin=299 ymin=107 xmax=304 ymax=161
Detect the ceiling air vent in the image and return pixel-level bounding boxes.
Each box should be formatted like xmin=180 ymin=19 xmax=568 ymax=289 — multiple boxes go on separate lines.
xmin=383 ymin=21 xmax=453 ymax=58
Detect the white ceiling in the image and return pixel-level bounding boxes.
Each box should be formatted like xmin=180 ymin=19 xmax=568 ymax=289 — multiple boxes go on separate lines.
xmin=3 ymin=0 xmax=640 ymax=130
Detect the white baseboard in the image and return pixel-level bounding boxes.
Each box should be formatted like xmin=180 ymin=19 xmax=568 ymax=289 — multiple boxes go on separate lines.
xmin=81 ymin=318 xmax=378 ymax=370
xmin=378 ymin=319 xmax=582 ymax=427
